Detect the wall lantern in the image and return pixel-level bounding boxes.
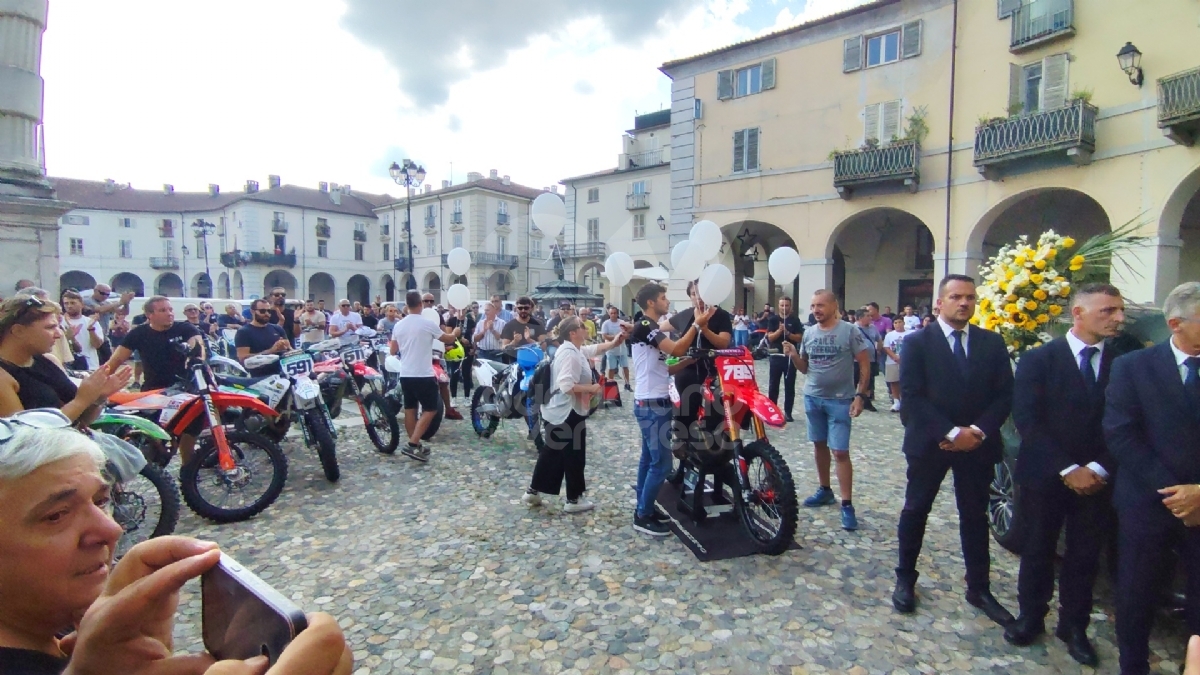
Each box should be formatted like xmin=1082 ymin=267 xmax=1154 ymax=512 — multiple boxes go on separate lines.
xmin=1116 ymin=42 xmax=1143 ymax=87
xmin=656 ymin=215 xmax=666 ymax=230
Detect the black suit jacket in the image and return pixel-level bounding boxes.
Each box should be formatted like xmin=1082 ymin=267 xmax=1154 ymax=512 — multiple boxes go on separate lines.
xmin=1012 ymin=336 xmax=1118 ymax=489
xmin=899 ymin=323 xmax=1014 ymax=464
xmin=1104 ymin=341 xmax=1200 ymax=513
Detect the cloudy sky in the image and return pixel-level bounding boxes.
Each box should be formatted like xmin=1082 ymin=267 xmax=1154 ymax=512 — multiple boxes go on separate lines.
xmin=41 ymin=0 xmax=862 ymax=197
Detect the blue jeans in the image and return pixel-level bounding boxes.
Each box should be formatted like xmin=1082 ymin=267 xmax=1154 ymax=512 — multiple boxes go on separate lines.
xmin=803 ymin=395 xmax=853 ymax=451
xmin=733 ymin=328 xmax=749 ymax=347
xmin=634 ymin=398 xmax=674 ymax=519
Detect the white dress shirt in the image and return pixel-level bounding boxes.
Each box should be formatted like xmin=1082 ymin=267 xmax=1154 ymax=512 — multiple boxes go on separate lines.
xmin=1171 ymin=335 xmax=1197 ymax=383
xmin=936 ymin=317 xmax=985 ymax=442
xmin=1059 ymin=330 xmax=1109 ymax=479
xmin=541 ymin=340 xmax=603 ymax=425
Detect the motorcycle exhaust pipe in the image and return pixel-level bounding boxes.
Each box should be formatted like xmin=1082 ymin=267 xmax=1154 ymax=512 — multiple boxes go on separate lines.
xmin=475 ymin=404 xmax=500 ymax=415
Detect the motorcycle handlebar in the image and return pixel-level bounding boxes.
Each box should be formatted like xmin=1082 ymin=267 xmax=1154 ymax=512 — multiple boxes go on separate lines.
xmin=686 ymin=347 xmax=750 ymax=359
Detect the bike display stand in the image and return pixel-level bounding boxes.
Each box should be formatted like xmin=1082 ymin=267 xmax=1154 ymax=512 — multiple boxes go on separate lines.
xmin=676 ymin=462 xmax=736 ymax=523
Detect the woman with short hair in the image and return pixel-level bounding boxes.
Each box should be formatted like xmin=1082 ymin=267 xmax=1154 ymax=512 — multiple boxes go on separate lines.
xmin=522 ymin=316 xmax=625 ymax=513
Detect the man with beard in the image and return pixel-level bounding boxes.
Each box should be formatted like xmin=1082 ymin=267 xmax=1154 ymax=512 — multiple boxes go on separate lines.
xmin=669 ymin=280 xmax=732 ymax=451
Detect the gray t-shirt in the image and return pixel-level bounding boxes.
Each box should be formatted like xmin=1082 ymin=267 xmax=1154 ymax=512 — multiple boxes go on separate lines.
xmin=600 ymin=318 xmax=623 ymax=337
xmin=82 ymin=295 xmax=114 ymax=332
xmin=800 ymin=321 xmax=868 ymax=400
xmin=853 ymin=323 xmax=880 ymax=363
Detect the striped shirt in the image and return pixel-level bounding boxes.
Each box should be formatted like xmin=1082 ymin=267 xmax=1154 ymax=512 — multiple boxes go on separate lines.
xmin=473 ymin=317 xmax=506 ymax=351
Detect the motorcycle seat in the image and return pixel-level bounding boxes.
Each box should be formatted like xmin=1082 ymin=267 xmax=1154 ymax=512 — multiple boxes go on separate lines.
xmin=217 ymin=374 xmax=275 ymax=388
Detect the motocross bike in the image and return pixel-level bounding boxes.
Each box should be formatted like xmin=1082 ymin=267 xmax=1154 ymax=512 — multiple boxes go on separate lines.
xmin=470 ymin=344 xmax=543 ymax=442
xmin=108 ymin=342 xmax=288 ymax=524
xmin=666 ymin=346 xmax=798 ymax=556
xmin=314 ymin=340 xmax=398 ymax=453
xmin=214 ymin=346 xmax=341 ymax=482
xmin=381 ymin=353 xmax=445 ymax=440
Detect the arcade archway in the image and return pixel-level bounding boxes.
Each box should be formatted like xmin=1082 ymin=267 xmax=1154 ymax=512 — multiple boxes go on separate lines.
xmin=423 ymin=272 xmax=442 ymax=302
xmin=969 ymin=188 xmax=1112 ymax=276
xmin=309 ymin=273 xmax=335 ymax=304
xmin=346 ymin=274 xmax=371 ymax=305
xmin=110 ymin=273 xmax=145 ymax=297
xmin=263 ymin=270 xmax=297 ymax=299
xmin=59 ymin=270 xmax=95 ymax=293
xmin=192 ymin=272 xmax=213 ymax=298
xmin=216 ymin=272 xmax=230 ymax=299
xmin=154 ymin=273 xmax=184 ymax=297
xmin=828 ymin=208 xmax=937 ymax=313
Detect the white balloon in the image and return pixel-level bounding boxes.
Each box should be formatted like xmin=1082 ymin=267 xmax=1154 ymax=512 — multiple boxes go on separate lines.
xmin=421 ymin=308 xmax=441 ymax=324
xmin=697 ymin=264 xmax=734 ymax=306
xmin=767 ymin=247 xmax=802 ymax=285
xmin=446 ymin=283 xmax=470 ymax=310
xmin=670 ymin=240 xmax=689 ymax=269
xmin=446 ymin=247 xmax=471 ymax=276
xmin=604 ymin=252 xmax=635 ymax=288
xmin=531 ymin=193 xmax=567 ymax=239
xmin=689 ymin=220 xmax=722 ymax=261
xmin=673 ymin=241 xmax=706 ymax=281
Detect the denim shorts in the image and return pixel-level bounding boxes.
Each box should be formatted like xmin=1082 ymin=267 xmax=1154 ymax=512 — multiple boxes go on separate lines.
xmin=606 ymin=351 xmax=630 ymax=369
xmin=803 ymin=395 xmax=853 ymax=451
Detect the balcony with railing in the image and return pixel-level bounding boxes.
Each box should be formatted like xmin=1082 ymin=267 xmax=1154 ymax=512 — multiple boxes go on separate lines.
xmin=553 ymin=242 xmax=608 ymax=260
xmin=440 ymin=251 xmax=518 ymax=269
xmin=220 ymin=250 xmax=298 ymax=268
xmin=271 ymin=219 xmax=288 ymax=233
xmin=450 ymin=211 xmax=463 ymax=225
xmin=1159 ymin=66 xmax=1200 ymax=146
xmin=496 ymin=212 xmax=509 ymax=226
xmin=353 ymin=230 xmax=367 ymax=242
xmin=1010 ymin=0 xmax=1074 ymax=53
xmin=974 ymin=99 xmax=1097 ymax=179
xmin=315 ymin=224 xmax=331 ymax=238
xmin=424 ymin=215 xmax=436 ymax=228
xmin=620 ymin=148 xmax=668 ymax=170
xmin=625 ymin=192 xmax=650 ymax=210
xmin=149 ymin=256 xmax=179 ymax=270
xmin=832 ymin=140 xmax=920 ymax=198
xmin=393 ymin=258 xmax=411 ymax=272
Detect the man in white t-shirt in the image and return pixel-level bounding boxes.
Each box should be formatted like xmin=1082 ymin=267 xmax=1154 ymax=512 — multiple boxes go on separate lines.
xmin=328 ymin=298 xmax=362 ymax=346
xmin=389 ymin=290 xmax=460 ymax=461
xmin=902 ymin=305 xmax=921 ymax=331
xmin=61 ymin=290 xmax=105 ymax=369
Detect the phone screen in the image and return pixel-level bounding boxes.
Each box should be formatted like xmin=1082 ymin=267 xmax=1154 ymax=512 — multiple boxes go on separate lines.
xmin=202 ymin=554 xmax=307 ymax=664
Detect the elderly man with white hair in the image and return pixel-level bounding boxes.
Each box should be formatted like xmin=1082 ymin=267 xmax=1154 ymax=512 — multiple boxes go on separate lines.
xmin=328 ymin=298 xmax=362 ymax=347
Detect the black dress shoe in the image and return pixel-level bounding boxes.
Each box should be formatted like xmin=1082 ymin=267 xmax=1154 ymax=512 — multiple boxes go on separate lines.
xmin=784 ymin=413 xmax=794 ymax=422
xmin=965 ymin=589 xmax=1015 ymax=627
xmin=1002 ymin=614 xmax=1045 ymax=646
xmin=892 ymin=576 xmax=916 ymax=614
xmin=1055 ymin=624 xmax=1099 ymax=667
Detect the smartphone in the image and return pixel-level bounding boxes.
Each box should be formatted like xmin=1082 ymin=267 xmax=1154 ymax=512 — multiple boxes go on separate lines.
xmin=202 ymin=553 xmax=307 ymax=665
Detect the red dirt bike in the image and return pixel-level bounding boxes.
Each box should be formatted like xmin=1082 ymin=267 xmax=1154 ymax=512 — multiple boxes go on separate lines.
xmin=313 ymin=341 xmax=399 ymax=453
xmin=668 ymin=346 xmax=798 ymax=555
xmin=109 ymin=343 xmax=288 ymax=524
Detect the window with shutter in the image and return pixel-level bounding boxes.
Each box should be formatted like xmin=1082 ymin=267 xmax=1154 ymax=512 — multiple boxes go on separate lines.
xmin=998 ymin=0 xmax=1021 ymax=18
xmin=717 ymin=70 xmax=734 ymax=100
xmin=1041 ymin=53 xmax=1068 ymax=110
xmin=733 ymin=130 xmax=746 ymax=172
xmin=761 ymin=57 xmax=776 ymax=90
xmin=881 ymin=100 xmax=903 ymax=141
xmin=746 ymin=128 xmax=759 ymax=171
xmin=843 ymin=36 xmax=863 ymax=73
xmin=901 ymin=21 xmax=922 ymax=59
xmin=863 ymin=104 xmax=881 ymax=142
xmin=1008 ymin=63 xmax=1023 ymax=115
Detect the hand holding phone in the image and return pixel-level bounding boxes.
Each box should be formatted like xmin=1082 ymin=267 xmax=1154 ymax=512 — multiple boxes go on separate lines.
xmin=203 ymin=554 xmax=308 ymax=665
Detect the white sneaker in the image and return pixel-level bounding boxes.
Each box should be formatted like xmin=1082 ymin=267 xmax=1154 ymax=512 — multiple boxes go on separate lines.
xmin=521 ymin=491 xmax=542 ymax=507
xmin=564 ymin=498 xmax=594 ymax=513
xmin=891 ymin=401 xmax=901 ymax=412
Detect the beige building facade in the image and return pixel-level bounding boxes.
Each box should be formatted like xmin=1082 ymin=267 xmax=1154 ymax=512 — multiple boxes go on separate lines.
xmin=661 ymin=0 xmax=1200 ymax=314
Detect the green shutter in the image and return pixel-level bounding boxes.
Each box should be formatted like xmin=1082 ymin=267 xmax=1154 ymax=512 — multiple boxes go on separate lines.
xmin=843 ymin=36 xmax=863 ymax=73
xmin=882 ymin=100 xmax=903 ymax=142
xmin=901 ymin=20 xmax=922 ymax=59
xmin=1042 ymin=53 xmax=1069 ymax=110
xmin=746 ymin=128 xmax=759 ymax=171
xmin=863 ymin=103 xmax=881 ymax=142
xmin=733 ymin=130 xmax=745 ymax=172
xmin=998 ymin=0 xmax=1021 ymax=18
xmin=717 ymin=70 xmax=734 ymax=100
xmin=761 ymin=58 xmax=776 ymax=90
xmin=1009 ymin=63 xmax=1023 ymax=114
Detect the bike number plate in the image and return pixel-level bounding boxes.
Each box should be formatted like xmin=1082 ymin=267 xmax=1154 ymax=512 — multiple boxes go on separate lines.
xmin=341 ymin=347 xmax=366 ymax=366
xmin=281 ymin=353 xmax=315 ymax=377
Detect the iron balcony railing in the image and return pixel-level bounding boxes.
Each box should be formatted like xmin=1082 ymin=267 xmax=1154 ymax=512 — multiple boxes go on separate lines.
xmin=475 ymin=252 xmax=519 ymax=268
xmin=1158 ymin=66 xmax=1200 ymax=131
xmin=625 ymin=192 xmax=650 ymax=209
xmin=624 ymin=149 xmax=665 ymax=169
xmin=220 ymin=250 xmax=298 ymax=268
xmin=353 ymin=230 xmax=367 ymax=242
xmin=271 ymin=220 xmax=288 ymax=233
xmin=553 ymin=242 xmax=608 ymax=260
xmin=424 ymin=215 xmax=436 ymax=228
xmin=393 ymin=258 xmax=411 ymax=272
xmin=974 ymin=99 xmax=1097 ymax=171
xmin=496 ymin=212 xmax=509 ymax=226
xmin=1010 ymin=0 xmax=1073 ymax=52
xmin=450 ymin=212 xmax=463 ymax=224
xmin=315 ymin=224 xmax=331 ymax=238
xmin=149 ymin=256 xmax=178 ymax=270
xmin=832 ymin=140 xmax=920 ymax=195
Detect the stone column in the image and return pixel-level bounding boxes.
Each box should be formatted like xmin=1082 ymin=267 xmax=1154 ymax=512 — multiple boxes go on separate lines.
xmin=796 ymin=258 xmax=834 ymax=302
xmin=0 ymin=0 xmax=70 ymax=294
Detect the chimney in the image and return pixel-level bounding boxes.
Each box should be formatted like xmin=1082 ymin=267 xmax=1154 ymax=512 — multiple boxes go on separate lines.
xmin=244 ymin=180 xmax=259 ymax=193
xmin=318 ymin=181 xmax=328 ymax=193
xmin=342 ymin=184 xmax=351 ymax=195
xmin=466 ymin=171 xmax=483 ymax=182
xmin=103 ymin=178 xmax=116 ymax=194
xmin=268 ymin=174 xmax=281 ymax=189
xmin=502 ymin=175 xmax=510 ymax=185
xmin=163 ymin=184 xmax=174 ymax=195
xmin=424 ymin=185 xmax=432 ymax=194
xmin=489 ymin=169 xmax=498 ymax=180
xmin=330 ymin=183 xmax=339 ymax=194
xmin=551 ymin=185 xmax=560 ymax=195
xmin=330 ymin=190 xmax=341 ymax=206
xmin=208 ymin=184 xmax=220 ymax=196
xmin=441 ymin=180 xmax=450 ymax=189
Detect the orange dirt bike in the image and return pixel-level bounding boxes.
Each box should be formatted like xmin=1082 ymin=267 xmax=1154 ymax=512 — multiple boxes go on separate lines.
xmin=109 ymin=343 xmax=288 ymax=524
xmin=667 ymin=346 xmax=798 ymax=555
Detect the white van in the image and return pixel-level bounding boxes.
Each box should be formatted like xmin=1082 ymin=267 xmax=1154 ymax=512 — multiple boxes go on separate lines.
xmin=127 ymin=297 xmax=252 ymax=317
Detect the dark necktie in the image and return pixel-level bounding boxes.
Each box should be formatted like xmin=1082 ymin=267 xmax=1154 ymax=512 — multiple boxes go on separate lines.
xmin=1186 ymin=357 xmax=1200 ymax=399
xmin=1079 ymin=346 xmax=1098 ymax=389
xmin=951 ymin=330 xmax=968 ymax=373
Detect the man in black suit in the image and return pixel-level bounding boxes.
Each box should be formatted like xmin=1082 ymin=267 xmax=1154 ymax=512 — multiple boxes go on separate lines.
xmin=892 ymin=274 xmax=1014 ymax=626
xmin=1004 ymin=283 xmax=1127 ymax=667
xmin=1105 ymin=281 xmax=1200 ymax=675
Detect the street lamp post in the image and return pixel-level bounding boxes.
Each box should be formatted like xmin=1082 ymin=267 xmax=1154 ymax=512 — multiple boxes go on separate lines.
xmin=192 ymin=219 xmax=215 ymax=297
xmin=388 ymin=159 xmax=427 ymax=291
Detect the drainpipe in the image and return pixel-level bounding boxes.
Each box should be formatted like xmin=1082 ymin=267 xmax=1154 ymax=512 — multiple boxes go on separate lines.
xmin=942 ymin=0 xmax=959 ymax=279
xmin=437 ymin=194 xmax=445 ymax=298
xmin=300 ymin=208 xmax=307 ymax=300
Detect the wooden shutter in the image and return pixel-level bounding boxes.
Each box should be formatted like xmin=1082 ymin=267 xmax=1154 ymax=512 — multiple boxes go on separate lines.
xmin=881 ymin=100 xmax=903 ymax=142
xmin=1042 ymin=53 xmax=1069 ymax=110
xmin=863 ymin=103 xmax=881 ymax=142
xmin=746 ymin=128 xmax=759 ymax=171
xmin=843 ymin=36 xmax=863 ymax=73
xmin=901 ymin=20 xmax=922 ymax=59
xmin=733 ymin=130 xmax=745 ymax=172
xmin=761 ymin=57 xmax=777 ymax=90
xmin=1008 ymin=63 xmax=1023 ymax=113
xmin=717 ymin=70 xmax=734 ymax=100
xmin=998 ymin=0 xmax=1021 ymax=18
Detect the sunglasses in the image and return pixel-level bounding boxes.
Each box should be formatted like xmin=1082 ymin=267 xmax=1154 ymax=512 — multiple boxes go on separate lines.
xmin=423 ymin=299 xmax=434 ymax=304
xmin=271 ymin=292 xmax=286 ymax=297
xmin=96 ymin=291 xmax=111 ymax=297
xmin=254 ymin=308 xmax=273 ymax=314
xmin=516 ymin=306 xmax=531 ymax=311
xmin=340 ymin=304 xmax=350 ymax=308
xmin=0 ymin=408 xmax=73 ymax=444
xmin=185 ymin=308 xmax=199 ymax=313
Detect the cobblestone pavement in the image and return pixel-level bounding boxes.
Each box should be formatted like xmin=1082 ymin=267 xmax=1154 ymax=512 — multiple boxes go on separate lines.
xmin=168 ymin=362 xmax=1189 ymax=674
